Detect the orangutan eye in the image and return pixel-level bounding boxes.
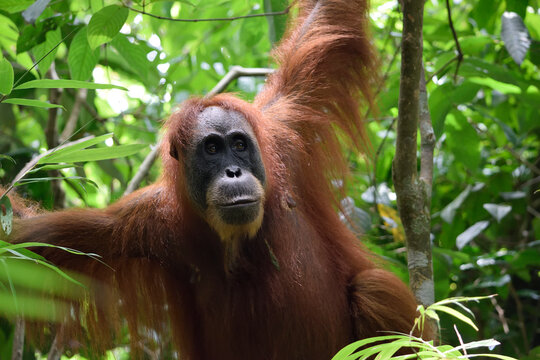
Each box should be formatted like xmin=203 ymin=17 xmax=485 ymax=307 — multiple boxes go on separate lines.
xmin=233 ymin=139 xmax=247 ymax=152
xmin=205 ymin=141 xmax=218 ymax=155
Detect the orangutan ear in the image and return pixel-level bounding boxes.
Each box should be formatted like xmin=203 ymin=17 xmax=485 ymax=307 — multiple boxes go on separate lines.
xmin=170 ymin=143 xmax=179 ymax=160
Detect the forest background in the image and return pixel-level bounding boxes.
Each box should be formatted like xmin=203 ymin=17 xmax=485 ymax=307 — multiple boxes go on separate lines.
xmin=0 ymin=0 xmax=539 ymax=359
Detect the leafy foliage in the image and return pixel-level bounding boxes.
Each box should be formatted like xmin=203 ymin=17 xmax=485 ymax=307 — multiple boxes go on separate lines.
xmin=0 ymin=0 xmax=538 ymax=358
xmin=333 ymin=297 xmax=517 ymax=360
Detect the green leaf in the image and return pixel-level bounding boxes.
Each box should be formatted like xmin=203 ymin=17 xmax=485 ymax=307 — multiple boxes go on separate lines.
xmin=87 ymin=5 xmax=129 ymax=50
xmin=433 ymin=295 xmax=497 ymax=306
xmin=0 ymin=196 xmax=13 ymax=236
xmin=429 ymin=304 xmax=479 ymax=330
xmin=0 ymin=240 xmax=45 ymax=260
xmin=32 ymin=27 xmax=62 ymax=76
xmin=28 ymin=164 xmax=79 ymax=173
xmin=505 ymin=0 xmax=528 ymax=18
xmin=331 ymin=335 xmax=410 ymax=359
xmin=469 ymin=77 xmax=521 ymax=94
xmin=0 ymin=257 xmax=84 ymax=298
xmin=15 ymin=176 xmax=98 ymax=189
xmin=460 ymin=36 xmax=493 ymax=56
xmin=14 ymin=79 xmax=127 ymax=91
xmin=0 ymin=57 xmax=14 ymax=95
xmin=2 ymin=98 xmax=64 ymax=109
xmin=471 ymin=0 xmax=502 ymax=32
xmin=68 ymin=27 xmax=100 ymax=81
xmin=0 ymin=155 xmax=16 ymax=164
xmin=0 ymin=0 xmax=34 ymax=13
xmin=525 ymin=13 xmax=540 ymax=39
xmin=445 ymin=112 xmax=481 ymax=172
xmin=0 ymin=290 xmax=70 ymax=321
xmin=111 ymin=34 xmax=152 ymax=83
xmin=429 ymin=81 xmax=482 ymax=138
xmin=460 ymin=58 xmax=524 ymax=87
xmin=0 ymin=14 xmax=18 ymax=45
xmin=530 ymin=41 xmax=540 ymax=67
xmin=429 ymin=83 xmax=454 ymax=138
xmin=16 ymin=16 xmax=61 ymax=54
xmin=40 ymin=144 xmax=147 ymax=163
xmin=37 ymin=133 xmax=113 ymax=164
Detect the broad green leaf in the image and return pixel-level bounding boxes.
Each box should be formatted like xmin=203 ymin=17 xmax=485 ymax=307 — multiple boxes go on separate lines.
xmin=14 ymin=79 xmax=127 ymax=91
xmin=460 ymin=36 xmax=493 ymax=56
xmin=38 ymin=133 xmax=113 ymax=164
xmin=525 ymin=13 xmax=540 ymax=39
xmin=529 ymin=41 xmax=540 ymax=67
xmin=446 ymin=112 xmax=481 ymax=171
xmin=0 ymin=14 xmax=18 ymax=42
xmin=429 ymin=81 xmax=482 ymax=138
xmin=460 ymin=58 xmax=524 ymax=87
xmin=111 ymin=34 xmax=152 ymax=83
xmin=41 ymin=144 xmax=147 ymax=163
xmin=471 ymin=0 xmax=502 ymax=32
xmin=469 ymin=77 xmax=521 ymax=94
xmin=87 ymin=5 xmax=129 ymax=50
xmin=32 ymin=27 xmax=62 ymax=76
xmin=0 ymin=196 xmax=13 ymax=235
xmin=3 ymin=98 xmax=64 ymax=109
xmin=0 ymin=0 xmax=34 ymax=13
xmin=16 ymin=16 xmax=62 ymax=54
xmin=505 ymin=0 xmax=528 ymax=18
xmin=0 ymin=57 xmax=14 ymax=95
xmin=428 ymin=82 xmax=454 ymax=138
xmin=68 ymin=27 xmax=99 ymax=81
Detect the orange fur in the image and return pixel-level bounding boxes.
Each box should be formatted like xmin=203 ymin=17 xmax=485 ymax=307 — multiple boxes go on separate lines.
xmin=7 ymin=0 xmax=424 ymax=359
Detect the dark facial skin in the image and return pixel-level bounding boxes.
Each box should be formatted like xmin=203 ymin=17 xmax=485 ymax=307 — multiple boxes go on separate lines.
xmin=181 ymin=107 xmax=266 ymax=231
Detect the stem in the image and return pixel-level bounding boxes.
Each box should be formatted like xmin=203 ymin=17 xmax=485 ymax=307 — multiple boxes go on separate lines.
xmin=393 ymin=0 xmax=434 ymax=308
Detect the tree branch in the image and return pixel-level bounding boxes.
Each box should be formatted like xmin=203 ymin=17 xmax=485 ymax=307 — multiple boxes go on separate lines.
xmin=47 ymin=326 xmax=64 ymax=360
xmin=60 ymin=88 xmax=87 ymax=143
xmin=11 ymin=318 xmax=24 ymax=360
xmin=393 ymin=0 xmax=434 ymax=307
xmin=419 ymin=66 xmax=435 ymax=201
xmin=445 ymin=0 xmax=463 ymax=81
xmin=45 ymin=63 xmax=65 ymax=209
xmin=124 ymin=144 xmax=160 ymax=195
xmin=205 ymin=66 xmax=274 ymax=98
